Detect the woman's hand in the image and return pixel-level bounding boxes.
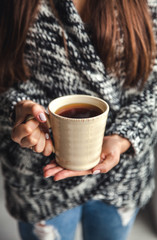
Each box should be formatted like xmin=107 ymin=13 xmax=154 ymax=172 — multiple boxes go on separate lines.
xmin=11 ymin=100 xmax=54 ymax=156
xmin=43 ymin=135 xmax=131 ymax=181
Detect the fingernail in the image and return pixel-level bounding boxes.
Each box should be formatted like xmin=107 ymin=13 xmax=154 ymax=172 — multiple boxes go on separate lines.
xmin=45 ymin=133 xmax=49 ymax=140
xmin=93 ymin=170 xmax=101 ymax=175
xmin=39 ymin=113 xmax=47 ymax=122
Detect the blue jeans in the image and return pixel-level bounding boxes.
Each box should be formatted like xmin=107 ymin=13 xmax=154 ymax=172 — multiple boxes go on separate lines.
xmin=18 ymin=200 xmax=138 ymax=240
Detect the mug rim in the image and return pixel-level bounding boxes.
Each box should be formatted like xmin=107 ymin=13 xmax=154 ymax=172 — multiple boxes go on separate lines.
xmin=48 ymin=94 xmax=109 ymax=121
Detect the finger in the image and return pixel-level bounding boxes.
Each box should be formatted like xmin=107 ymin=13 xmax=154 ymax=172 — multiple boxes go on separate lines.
xmin=15 ymin=101 xmax=47 ymax=127
xmin=53 ymin=169 xmax=92 ymax=181
xmin=43 ymin=160 xmax=57 ymax=171
xmin=33 ymin=131 xmax=46 ymax=153
xmin=20 ymin=127 xmax=41 ymax=148
xmin=11 ymin=119 xmax=39 ymax=143
xmin=42 ymin=138 xmax=55 ymax=156
xmin=92 ymin=154 xmax=120 ymax=174
xmin=44 ymin=166 xmax=64 ymax=178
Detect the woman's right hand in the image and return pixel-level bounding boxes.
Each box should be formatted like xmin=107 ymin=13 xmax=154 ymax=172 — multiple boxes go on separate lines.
xmin=11 ymin=100 xmax=54 ymax=156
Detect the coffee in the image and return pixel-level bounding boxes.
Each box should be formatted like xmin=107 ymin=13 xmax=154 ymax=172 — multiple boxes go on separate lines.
xmin=55 ymin=103 xmax=103 ymax=119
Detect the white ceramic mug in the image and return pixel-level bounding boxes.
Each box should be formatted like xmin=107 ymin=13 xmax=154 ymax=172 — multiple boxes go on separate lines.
xmin=47 ymin=95 xmax=109 ymax=171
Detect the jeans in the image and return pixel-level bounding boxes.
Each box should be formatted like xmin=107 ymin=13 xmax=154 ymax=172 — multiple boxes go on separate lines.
xmin=18 ymin=200 xmax=139 ymax=240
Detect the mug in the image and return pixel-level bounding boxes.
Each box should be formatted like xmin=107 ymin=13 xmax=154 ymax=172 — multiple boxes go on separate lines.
xmin=47 ymin=95 xmax=109 ymax=171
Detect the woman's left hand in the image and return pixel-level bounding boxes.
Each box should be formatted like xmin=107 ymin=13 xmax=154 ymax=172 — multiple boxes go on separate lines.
xmin=43 ymin=135 xmax=131 ymax=181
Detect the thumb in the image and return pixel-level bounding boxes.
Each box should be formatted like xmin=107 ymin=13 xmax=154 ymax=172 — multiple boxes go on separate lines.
xmin=92 ymin=153 xmax=120 ymax=174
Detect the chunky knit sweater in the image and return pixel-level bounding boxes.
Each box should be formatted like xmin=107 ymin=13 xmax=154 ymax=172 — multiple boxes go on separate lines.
xmin=0 ymin=0 xmax=157 ymax=223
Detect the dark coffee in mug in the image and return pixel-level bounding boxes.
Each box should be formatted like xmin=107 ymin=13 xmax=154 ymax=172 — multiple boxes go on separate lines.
xmin=55 ymin=103 xmax=103 ymax=119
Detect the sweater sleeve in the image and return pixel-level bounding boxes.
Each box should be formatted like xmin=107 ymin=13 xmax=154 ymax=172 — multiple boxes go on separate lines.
xmin=106 ymin=69 xmax=157 ymax=156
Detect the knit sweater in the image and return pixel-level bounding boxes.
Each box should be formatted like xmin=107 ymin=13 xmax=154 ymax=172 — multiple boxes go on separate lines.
xmin=0 ymin=0 xmax=157 ymax=223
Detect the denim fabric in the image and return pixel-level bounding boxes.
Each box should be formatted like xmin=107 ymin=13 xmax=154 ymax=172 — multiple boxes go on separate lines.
xmin=18 ymin=200 xmax=138 ymax=240
xmin=81 ymin=201 xmax=138 ymax=240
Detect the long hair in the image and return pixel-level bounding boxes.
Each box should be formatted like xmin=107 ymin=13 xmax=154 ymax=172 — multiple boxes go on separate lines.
xmin=0 ymin=0 xmax=156 ymax=92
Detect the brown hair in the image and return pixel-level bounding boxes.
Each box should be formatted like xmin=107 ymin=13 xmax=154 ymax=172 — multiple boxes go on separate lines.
xmin=0 ymin=0 xmax=156 ymax=92
xmin=0 ymin=0 xmax=39 ymax=93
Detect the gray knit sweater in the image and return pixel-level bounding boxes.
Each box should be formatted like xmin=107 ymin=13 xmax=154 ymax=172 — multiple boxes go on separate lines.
xmin=0 ymin=0 xmax=157 ymax=223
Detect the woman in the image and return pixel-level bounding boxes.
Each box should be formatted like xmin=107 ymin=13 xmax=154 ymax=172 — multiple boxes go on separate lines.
xmin=0 ymin=0 xmax=156 ymax=239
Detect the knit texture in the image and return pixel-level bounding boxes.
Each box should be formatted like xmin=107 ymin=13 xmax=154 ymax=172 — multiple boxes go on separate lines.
xmin=0 ymin=0 xmax=157 ymax=223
